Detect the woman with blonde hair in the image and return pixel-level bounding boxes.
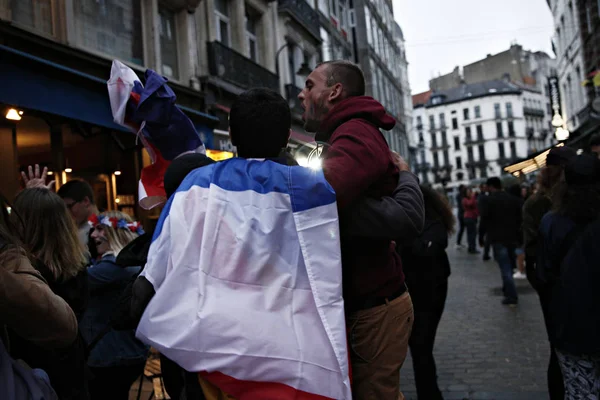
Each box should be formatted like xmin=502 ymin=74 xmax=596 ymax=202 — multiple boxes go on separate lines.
xmin=10 ymin=187 xmax=90 ymax=400
xmin=81 ymin=210 xmax=149 ymax=400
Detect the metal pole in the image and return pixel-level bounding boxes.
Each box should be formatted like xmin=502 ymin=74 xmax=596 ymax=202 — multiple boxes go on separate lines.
xmin=275 ymin=43 xmax=290 ymax=77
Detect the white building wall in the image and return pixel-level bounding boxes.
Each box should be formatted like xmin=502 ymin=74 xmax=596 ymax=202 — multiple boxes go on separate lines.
xmin=551 ymin=0 xmax=588 ymax=132
xmin=419 ymin=91 xmax=555 ymax=189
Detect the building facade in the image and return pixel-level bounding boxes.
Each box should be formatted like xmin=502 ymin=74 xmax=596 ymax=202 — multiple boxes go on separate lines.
xmin=351 ymin=0 xmax=410 ymax=158
xmin=0 ymin=0 xmax=221 ymax=227
xmin=0 ymin=0 xmax=411 ymax=213
xmin=412 ymin=80 xmax=554 ymax=190
xmin=549 ymin=0 xmax=591 ymax=139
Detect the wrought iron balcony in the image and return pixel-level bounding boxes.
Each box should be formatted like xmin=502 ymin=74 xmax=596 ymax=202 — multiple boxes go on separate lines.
xmin=285 ymin=84 xmax=303 ymax=115
xmin=526 ymin=127 xmax=535 ymax=138
xmin=415 ymin=162 xmax=431 ymax=172
xmin=278 ymin=0 xmax=321 ymax=41
xmin=523 ymin=107 xmax=545 ymax=118
xmin=207 ymin=41 xmax=279 ymax=91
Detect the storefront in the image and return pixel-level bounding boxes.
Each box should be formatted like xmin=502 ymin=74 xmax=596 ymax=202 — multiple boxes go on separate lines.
xmin=0 ymin=33 xmax=218 ymax=224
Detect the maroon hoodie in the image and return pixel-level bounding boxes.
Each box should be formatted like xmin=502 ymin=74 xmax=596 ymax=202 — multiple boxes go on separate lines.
xmin=317 ymin=96 xmax=404 ymax=307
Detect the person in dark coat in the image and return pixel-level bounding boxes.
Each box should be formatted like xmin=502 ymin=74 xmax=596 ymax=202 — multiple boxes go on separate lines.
xmin=401 ymin=185 xmax=455 ymax=400
xmin=480 ymin=177 xmax=522 ymax=306
xmin=522 ymin=146 xmax=575 ymax=399
xmin=10 ymin=188 xmax=90 ymax=400
xmin=455 ymin=185 xmax=466 ymax=248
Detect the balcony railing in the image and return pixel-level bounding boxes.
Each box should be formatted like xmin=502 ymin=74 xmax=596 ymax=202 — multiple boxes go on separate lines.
xmin=523 ymin=107 xmax=545 ymax=118
xmin=415 ymin=162 xmax=431 ymax=172
xmin=278 ymin=0 xmax=321 ymax=41
xmin=285 ymin=84 xmax=303 ymax=115
xmin=207 ymin=41 xmax=279 ymax=91
xmin=526 ymin=127 xmax=534 ymax=138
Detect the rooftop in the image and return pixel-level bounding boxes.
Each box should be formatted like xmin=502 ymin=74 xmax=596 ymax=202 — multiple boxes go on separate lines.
xmin=412 ymin=90 xmax=432 ymax=107
xmin=426 ymin=80 xmax=522 ymax=107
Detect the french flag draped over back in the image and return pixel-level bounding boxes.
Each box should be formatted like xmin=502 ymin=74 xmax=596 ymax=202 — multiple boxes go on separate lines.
xmin=136 ymin=158 xmax=352 ymax=399
xmin=107 ymin=60 xmax=206 ymax=209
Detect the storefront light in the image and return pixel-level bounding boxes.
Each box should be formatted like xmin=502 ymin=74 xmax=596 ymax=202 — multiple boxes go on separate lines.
xmin=308 ymin=158 xmax=322 ymax=170
xmin=6 ymin=108 xmax=23 ymax=121
xmin=114 ymin=170 xmax=122 ymax=176
xmin=206 ymin=149 xmax=234 ymax=161
xmin=296 ymin=156 xmax=309 ymax=167
xmin=64 ymin=167 xmax=73 ymax=173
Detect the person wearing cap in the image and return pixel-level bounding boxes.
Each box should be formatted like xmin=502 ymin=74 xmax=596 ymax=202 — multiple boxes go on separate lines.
xmin=537 ymin=153 xmax=600 ymax=398
xmin=522 ymin=145 xmax=575 ymax=399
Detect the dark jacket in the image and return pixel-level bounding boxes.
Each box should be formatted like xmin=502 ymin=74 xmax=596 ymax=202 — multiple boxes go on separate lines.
xmin=341 ymin=171 xmax=424 ymax=243
xmin=401 ymin=218 xmax=450 ymax=308
xmin=538 ymin=213 xmax=600 ymax=356
xmin=80 ymin=255 xmax=148 ymax=368
xmin=316 ymin=96 xmax=403 ymax=306
xmin=8 ymin=264 xmax=89 ymax=400
xmin=480 ymin=191 xmax=523 ymax=246
xmin=522 ymin=192 xmax=552 ymax=259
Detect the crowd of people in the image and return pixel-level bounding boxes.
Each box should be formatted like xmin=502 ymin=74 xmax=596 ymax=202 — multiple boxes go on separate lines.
xmin=0 ymin=59 xmax=598 ymax=400
xmin=454 ymin=141 xmax=600 ymax=399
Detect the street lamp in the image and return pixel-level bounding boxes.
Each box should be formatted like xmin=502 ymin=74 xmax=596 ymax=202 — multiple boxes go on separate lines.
xmin=275 ymin=43 xmax=313 ymax=80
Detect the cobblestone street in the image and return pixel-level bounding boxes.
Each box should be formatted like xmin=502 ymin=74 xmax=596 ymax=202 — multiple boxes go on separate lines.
xmin=400 ymin=245 xmax=550 ymax=400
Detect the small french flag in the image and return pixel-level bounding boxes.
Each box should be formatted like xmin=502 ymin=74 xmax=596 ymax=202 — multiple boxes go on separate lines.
xmin=107 ymin=60 xmax=206 ymax=209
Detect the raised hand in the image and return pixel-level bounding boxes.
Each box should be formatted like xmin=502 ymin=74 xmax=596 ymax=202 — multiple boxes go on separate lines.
xmin=21 ymin=164 xmax=55 ymax=190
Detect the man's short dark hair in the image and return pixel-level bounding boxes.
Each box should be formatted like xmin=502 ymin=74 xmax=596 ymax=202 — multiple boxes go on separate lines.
xmin=57 ymin=179 xmax=95 ymax=203
xmin=486 ymin=177 xmax=502 ymax=190
xmin=229 ymin=88 xmax=291 ymax=158
xmin=319 ymin=60 xmax=366 ymax=97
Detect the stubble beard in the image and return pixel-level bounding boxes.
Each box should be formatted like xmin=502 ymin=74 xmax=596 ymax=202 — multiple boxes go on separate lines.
xmin=303 ymin=99 xmax=328 ymax=133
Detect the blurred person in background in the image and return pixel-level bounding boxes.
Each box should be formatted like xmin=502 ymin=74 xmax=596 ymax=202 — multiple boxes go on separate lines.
xmin=507 ymin=185 xmax=526 ymax=280
xmin=455 ymin=185 xmax=466 ymax=249
xmin=58 ymin=179 xmax=98 ymax=256
xmin=478 ymin=183 xmax=491 ymax=261
xmin=480 ymin=177 xmax=521 ymax=306
xmin=402 ymin=185 xmax=455 ymax=400
xmin=81 ymin=210 xmax=149 ymax=400
xmin=461 ymin=188 xmax=479 ymax=254
xmin=10 ymin=188 xmax=90 ymax=400
xmin=538 ymin=153 xmax=600 ymax=399
xmin=21 ymin=166 xmax=98 ymax=259
xmin=522 ymin=146 xmax=575 ymax=400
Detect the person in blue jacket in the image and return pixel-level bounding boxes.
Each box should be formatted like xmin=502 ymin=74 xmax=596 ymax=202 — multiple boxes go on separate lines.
xmin=80 ymin=211 xmax=149 ymax=400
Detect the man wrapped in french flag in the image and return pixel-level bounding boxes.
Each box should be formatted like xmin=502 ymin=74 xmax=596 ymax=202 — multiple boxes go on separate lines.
xmin=116 ymin=82 xmax=352 ymax=398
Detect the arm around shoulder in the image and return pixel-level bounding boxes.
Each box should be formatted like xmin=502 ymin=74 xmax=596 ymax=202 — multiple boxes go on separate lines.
xmin=342 ymin=171 xmax=425 ymax=240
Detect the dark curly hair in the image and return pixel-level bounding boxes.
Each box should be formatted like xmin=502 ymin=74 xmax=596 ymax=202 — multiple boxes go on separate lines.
xmin=552 ymin=181 xmax=600 ymax=222
xmin=420 ymin=185 xmax=456 ymax=233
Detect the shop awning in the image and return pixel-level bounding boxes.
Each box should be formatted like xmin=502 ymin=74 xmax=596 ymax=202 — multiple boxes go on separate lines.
xmin=503 ymin=144 xmax=563 ymax=176
xmin=0 ymin=45 xmax=217 ymax=131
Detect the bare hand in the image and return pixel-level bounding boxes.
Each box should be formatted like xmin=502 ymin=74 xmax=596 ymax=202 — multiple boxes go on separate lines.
xmin=391 ymin=152 xmax=410 ymax=172
xmin=21 ymin=164 xmax=55 ymax=190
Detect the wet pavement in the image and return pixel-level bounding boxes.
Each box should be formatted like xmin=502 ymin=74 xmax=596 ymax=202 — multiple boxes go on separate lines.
xmin=400 ymin=244 xmax=550 ymax=400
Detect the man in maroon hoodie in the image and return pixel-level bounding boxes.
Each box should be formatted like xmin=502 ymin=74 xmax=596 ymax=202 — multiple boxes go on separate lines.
xmin=299 ymin=60 xmax=414 ymax=399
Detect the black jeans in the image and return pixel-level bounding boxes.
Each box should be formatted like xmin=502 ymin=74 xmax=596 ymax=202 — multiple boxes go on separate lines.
xmin=464 ymin=218 xmax=477 ymax=252
xmin=526 ymin=256 xmax=564 ymax=399
xmin=89 ymin=362 xmax=146 ymax=400
xmin=456 ymin=216 xmax=465 ymax=245
xmin=408 ymin=280 xmax=448 ymax=400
